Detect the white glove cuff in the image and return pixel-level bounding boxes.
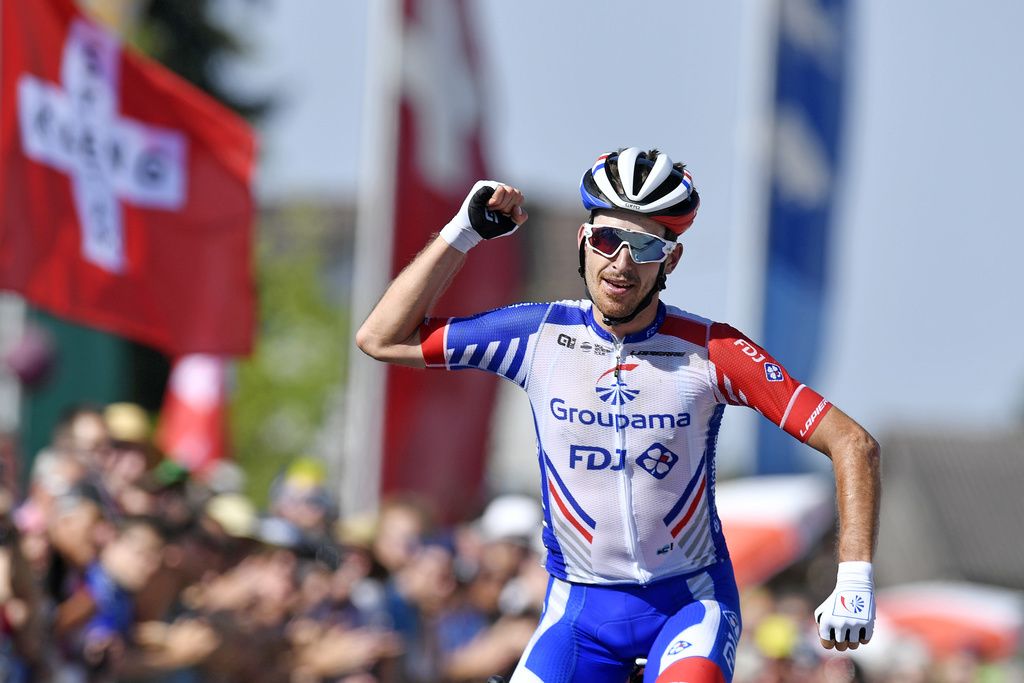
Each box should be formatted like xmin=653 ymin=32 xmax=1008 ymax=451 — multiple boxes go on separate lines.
xmin=439 ymin=220 xmax=482 ymax=254
xmin=837 ymin=561 xmax=873 ymax=584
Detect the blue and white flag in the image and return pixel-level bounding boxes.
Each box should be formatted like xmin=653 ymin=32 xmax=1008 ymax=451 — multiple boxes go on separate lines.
xmin=757 ymin=0 xmax=848 ymax=474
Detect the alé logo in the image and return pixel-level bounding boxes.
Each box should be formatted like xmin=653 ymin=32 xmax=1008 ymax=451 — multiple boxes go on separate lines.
xmin=595 ymin=364 xmax=639 ymax=404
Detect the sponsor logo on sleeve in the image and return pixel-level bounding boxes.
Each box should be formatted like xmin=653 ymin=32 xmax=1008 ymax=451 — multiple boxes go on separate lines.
xmin=798 ymin=399 xmax=830 ymax=438
xmin=764 ymin=363 xmax=783 ymax=382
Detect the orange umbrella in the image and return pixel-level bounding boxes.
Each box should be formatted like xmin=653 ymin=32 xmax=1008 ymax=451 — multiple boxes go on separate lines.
xmin=876 ymin=581 xmax=1024 ymax=660
xmin=716 ymin=474 xmax=835 ymax=591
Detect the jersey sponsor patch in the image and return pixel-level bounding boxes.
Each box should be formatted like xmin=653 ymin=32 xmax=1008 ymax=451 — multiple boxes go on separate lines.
xmin=637 ymin=443 xmax=678 ymax=479
xmin=595 ymin=364 xmax=640 ymax=404
xmin=832 ymin=591 xmax=873 ymax=620
xmin=764 ymin=363 xmax=783 ymax=382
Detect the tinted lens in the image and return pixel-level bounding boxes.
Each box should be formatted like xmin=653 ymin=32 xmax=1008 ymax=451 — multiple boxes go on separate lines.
xmin=586 ymin=226 xmax=670 ymax=263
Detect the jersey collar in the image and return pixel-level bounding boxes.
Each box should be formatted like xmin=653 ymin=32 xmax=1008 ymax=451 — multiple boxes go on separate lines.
xmin=586 ymin=301 xmax=667 ymax=344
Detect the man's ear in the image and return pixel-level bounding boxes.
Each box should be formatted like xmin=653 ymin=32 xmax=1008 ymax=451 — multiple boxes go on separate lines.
xmin=663 ymin=243 xmax=684 ymax=275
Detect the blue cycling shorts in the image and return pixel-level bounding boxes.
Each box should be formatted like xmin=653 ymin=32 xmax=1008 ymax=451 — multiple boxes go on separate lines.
xmin=510 ymin=560 xmax=742 ymax=683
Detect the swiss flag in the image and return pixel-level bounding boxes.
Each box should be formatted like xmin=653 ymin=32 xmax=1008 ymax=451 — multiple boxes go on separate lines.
xmin=0 ymin=0 xmax=257 ymax=357
xmin=369 ymin=0 xmax=523 ymax=523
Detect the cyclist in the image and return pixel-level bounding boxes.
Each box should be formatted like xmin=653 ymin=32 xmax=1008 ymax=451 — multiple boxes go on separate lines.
xmin=356 ymin=147 xmax=881 ymax=682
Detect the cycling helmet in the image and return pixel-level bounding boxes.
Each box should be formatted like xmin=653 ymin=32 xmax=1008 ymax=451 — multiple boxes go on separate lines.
xmin=577 ymin=148 xmax=699 ymax=328
xmin=580 ymin=147 xmax=700 ymax=236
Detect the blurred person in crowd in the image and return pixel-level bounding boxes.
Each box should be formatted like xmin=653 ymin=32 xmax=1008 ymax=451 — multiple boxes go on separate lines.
xmin=102 ymin=402 xmax=163 ymax=516
xmin=52 ymin=515 xmax=165 ymax=681
xmin=287 ymin=547 xmax=403 ymax=682
xmin=326 ymin=520 xmax=387 ymax=630
xmin=51 ymin=405 xmax=117 ymax=500
xmin=269 ymin=457 xmax=338 ymax=548
xmin=169 ymin=527 xmax=313 ymax=682
xmin=137 ymin=458 xmax=198 ymax=533
xmin=202 ymin=491 xmax=264 ymax=569
xmin=0 ymin=502 xmax=46 ymax=681
xmin=747 ymin=612 xmax=819 ymax=683
xmin=47 ymin=482 xmax=113 ymax=608
xmin=51 ymin=404 xmax=111 ymax=461
xmin=384 ymin=540 xmax=459 ymax=682
xmin=371 ymin=496 xmax=435 ymax=581
xmin=0 ymin=432 xmax=20 ymax=499
xmin=357 ymin=148 xmax=882 ymax=682
xmin=436 ymin=496 xmax=545 ymax=683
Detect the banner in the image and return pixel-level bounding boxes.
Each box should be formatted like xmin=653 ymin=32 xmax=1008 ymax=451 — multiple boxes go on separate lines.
xmin=0 ymin=0 xmax=257 ymax=357
xmin=154 ymin=354 xmax=229 ymax=473
xmin=347 ymin=0 xmax=521 ymax=524
xmin=757 ymin=0 xmax=848 ymax=473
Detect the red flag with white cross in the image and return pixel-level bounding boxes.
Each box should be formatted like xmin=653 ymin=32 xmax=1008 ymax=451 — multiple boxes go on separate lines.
xmin=0 ymin=0 xmax=257 ymax=356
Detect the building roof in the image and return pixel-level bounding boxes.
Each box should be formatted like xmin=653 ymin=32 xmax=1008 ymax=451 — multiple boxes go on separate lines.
xmin=875 ymin=427 xmax=1024 ymax=590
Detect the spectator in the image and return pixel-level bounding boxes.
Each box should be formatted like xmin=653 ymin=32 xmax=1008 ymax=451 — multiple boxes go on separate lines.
xmin=53 ymin=515 xmax=165 ymax=681
xmin=46 ymin=482 xmax=112 ymax=607
xmin=0 ymin=501 xmax=46 ymax=681
xmin=371 ymin=496 xmax=434 ymax=582
xmin=102 ymin=403 xmax=162 ymax=516
xmin=269 ymin=457 xmax=337 ymax=547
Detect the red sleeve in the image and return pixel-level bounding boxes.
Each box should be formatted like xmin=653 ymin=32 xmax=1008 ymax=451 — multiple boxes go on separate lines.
xmin=707 ymin=323 xmax=832 ymax=443
xmin=419 ymin=318 xmax=449 ymax=368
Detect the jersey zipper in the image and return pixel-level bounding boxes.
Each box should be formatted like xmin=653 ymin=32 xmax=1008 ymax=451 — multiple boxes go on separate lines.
xmin=613 ymin=335 xmax=650 ymax=583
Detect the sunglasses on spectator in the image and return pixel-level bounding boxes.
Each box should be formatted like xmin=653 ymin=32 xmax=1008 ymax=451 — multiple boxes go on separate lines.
xmin=582 ymin=224 xmax=675 ymax=264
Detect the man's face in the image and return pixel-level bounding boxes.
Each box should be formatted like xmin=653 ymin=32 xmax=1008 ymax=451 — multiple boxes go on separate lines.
xmin=579 ymin=211 xmax=682 ymax=330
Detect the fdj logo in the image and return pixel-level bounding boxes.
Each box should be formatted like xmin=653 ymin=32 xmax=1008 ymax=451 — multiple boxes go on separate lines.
xmin=764 ymin=363 xmax=783 ymax=382
xmin=570 ymin=446 xmax=624 ymax=471
xmin=838 ymin=593 xmax=869 ymax=616
xmin=595 ymin=364 xmax=640 ymax=405
xmin=636 ymin=443 xmax=677 ymax=479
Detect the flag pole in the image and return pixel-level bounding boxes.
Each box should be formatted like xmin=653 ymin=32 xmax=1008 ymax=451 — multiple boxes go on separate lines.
xmin=337 ymin=0 xmax=404 ymax=521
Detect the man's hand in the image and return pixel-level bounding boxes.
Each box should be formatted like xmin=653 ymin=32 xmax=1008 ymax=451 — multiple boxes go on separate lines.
xmin=815 ymin=561 xmax=875 ymax=651
xmin=440 ymin=181 xmax=528 ymax=253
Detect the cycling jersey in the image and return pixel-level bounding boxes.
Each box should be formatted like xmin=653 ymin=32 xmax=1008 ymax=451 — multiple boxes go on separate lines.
xmin=421 ymin=300 xmax=832 ymax=587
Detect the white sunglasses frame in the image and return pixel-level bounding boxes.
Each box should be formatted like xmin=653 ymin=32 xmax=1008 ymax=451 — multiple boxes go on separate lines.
xmin=581 ymin=223 xmax=675 ymax=264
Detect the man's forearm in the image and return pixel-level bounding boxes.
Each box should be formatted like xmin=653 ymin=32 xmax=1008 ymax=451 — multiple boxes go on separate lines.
xmin=807 ymin=407 xmax=882 ymax=561
xmin=355 ymin=236 xmax=466 ymax=367
xmin=832 ymin=423 xmax=881 ymax=562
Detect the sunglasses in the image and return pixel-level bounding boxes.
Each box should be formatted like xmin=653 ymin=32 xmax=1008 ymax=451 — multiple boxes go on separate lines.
xmin=582 ymin=224 xmax=675 ymax=264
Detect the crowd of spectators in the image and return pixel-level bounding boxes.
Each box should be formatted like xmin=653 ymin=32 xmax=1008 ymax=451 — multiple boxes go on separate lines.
xmin=0 ymin=402 xmax=1020 ymax=682
xmin=0 ymin=403 xmax=546 ymax=682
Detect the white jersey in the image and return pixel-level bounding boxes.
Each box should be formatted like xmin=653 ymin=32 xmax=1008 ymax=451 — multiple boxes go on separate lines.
xmin=421 ymin=300 xmax=831 ymax=586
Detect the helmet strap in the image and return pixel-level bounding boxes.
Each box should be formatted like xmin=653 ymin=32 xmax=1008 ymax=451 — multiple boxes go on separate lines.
xmin=578 ymin=242 xmax=667 ymax=328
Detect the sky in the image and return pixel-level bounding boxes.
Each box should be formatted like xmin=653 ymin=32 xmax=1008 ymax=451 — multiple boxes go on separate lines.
xmin=217 ymin=0 xmax=1024 ymax=476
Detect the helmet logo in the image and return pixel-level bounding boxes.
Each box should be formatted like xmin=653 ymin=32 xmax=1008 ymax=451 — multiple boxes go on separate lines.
xmin=624 ymin=202 xmax=642 ymax=210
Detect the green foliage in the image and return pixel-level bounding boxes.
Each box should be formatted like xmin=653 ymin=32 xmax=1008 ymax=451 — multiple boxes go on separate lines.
xmin=230 ymin=207 xmax=348 ymax=507
xmin=133 ymin=0 xmax=272 ymax=120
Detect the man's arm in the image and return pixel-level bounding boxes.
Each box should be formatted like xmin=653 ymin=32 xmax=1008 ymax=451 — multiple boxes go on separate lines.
xmin=806 ymin=407 xmax=881 ymax=563
xmin=806 ymin=406 xmax=882 ymax=652
xmin=355 ymin=182 xmax=527 ymax=368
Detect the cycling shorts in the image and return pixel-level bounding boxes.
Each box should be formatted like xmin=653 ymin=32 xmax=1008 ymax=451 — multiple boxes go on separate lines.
xmin=510 ymin=559 xmax=742 ymax=683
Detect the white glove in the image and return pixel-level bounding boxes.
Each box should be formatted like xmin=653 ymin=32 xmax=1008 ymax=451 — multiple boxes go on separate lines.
xmin=440 ymin=180 xmax=520 ymax=253
xmin=814 ymin=561 xmax=875 ymax=649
